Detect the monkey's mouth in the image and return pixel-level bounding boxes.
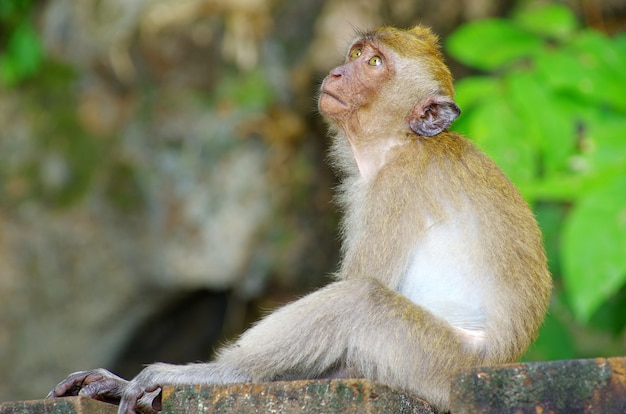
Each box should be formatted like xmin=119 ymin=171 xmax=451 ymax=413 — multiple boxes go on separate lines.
xmin=321 ymin=89 xmax=347 ymax=107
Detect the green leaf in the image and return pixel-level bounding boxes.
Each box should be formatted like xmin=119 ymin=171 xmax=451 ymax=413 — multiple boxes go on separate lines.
xmin=569 ymin=30 xmax=626 ymax=112
xmin=562 ymin=176 xmax=626 ymax=322
xmin=446 ymin=19 xmax=543 ymax=70
xmin=584 ymin=114 xmax=626 ymax=173
xmin=614 ymin=32 xmax=626 ymax=51
xmin=523 ymin=311 xmax=576 ymax=361
xmin=513 ymin=4 xmax=579 ymax=40
xmin=505 ymin=70 xmax=577 ymax=176
xmin=453 ymin=76 xmax=500 ymax=111
xmin=537 ymin=30 xmax=626 ymax=112
xmin=0 ymin=21 xmax=42 ymax=85
xmin=464 ymin=96 xmax=536 ymax=186
xmin=535 ymin=202 xmax=567 ymax=276
xmin=588 ymin=284 xmax=626 ymax=335
xmin=0 ymin=0 xmax=32 ymax=20
xmin=534 ymin=47 xmax=586 ymax=93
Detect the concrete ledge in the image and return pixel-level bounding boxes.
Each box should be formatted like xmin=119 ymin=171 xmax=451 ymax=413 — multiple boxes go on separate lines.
xmin=4 ymin=358 xmax=625 ymax=413
xmin=450 ymin=356 xmax=626 ymax=413
xmin=161 ymin=379 xmax=436 ymax=414
xmin=0 ymin=396 xmax=117 ymax=414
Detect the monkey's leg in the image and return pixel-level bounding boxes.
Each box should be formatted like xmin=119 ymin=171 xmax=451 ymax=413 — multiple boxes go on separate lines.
xmin=219 ymin=277 xmax=484 ymax=408
xmin=119 ymin=277 xmax=483 ymax=412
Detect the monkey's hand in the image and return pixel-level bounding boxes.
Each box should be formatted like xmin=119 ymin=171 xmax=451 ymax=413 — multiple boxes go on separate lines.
xmin=47 ymin=368 xmax=160 ymax=414
xmin=46 ymin=368 xmax=128 ymax=405
xmin=118 ymin=365 xmax=165 ymax=414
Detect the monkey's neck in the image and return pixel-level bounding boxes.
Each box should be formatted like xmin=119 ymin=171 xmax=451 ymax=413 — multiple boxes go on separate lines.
xmin=344 ymin=132 xmax=408 ymax=181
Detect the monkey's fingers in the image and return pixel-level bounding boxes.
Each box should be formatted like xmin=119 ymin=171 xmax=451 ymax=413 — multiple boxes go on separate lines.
xmin=46 ymin=370 xmax=106 ymax=398
xmin=47 ymin=368 xmax=128 ymax=399
xmin=79 ymin=378 xmax=126 ymax=404
xmin=137 ymin=389 xmax=162 ymax=414
xmin=119 ymin=383 xmax=161 ymax=414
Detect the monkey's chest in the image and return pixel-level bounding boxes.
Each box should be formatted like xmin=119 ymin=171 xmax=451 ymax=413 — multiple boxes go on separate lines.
xmin=398 ymin=218 xmax=488 ymax=334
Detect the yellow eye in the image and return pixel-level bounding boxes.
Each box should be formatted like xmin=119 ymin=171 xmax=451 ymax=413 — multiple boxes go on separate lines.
xmin=349 ymin=48 xmax=362 ymax=60
xmin=368 ymin=56 xmax=383 ymax=66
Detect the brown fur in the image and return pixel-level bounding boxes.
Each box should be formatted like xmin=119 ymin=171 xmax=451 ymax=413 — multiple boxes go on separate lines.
xmin=321 ymin=25 xmax=552 ymax=408
xmin=48 ymin=26 xmax=552 ymax=413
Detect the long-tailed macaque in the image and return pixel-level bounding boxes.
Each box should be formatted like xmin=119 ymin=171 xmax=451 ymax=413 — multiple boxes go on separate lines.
xmin=47 ymin=26 xmax=552 ymax=413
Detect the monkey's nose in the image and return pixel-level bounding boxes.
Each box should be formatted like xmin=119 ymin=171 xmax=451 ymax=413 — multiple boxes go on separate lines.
xmin=329 ymin=66 xmax=345 ymax=78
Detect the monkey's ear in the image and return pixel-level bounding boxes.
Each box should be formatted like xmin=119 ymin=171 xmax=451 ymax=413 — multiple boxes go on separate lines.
xmin=408 ymin=96 xmax=460 ymax=137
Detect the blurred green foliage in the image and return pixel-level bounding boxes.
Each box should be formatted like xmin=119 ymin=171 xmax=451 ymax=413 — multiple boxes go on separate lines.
xmin=0 ymin=0 xmax=42 ymax=85
xmin=447 ymin=4 xmax=626 ymax=358
xmin=213 ymin=69 xmax=275 ymax=111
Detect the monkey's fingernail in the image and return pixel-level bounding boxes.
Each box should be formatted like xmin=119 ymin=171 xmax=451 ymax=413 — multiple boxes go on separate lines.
xmin=78 ymin=387 xmax=92 ymax=397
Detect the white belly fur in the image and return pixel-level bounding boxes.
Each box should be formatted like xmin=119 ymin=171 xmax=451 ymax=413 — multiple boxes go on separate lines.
xmin=399 ymin=213 xmax=488 ymax=341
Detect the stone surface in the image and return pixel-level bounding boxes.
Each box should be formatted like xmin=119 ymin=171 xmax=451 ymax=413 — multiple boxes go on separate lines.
xmin=0 ymin=397 xmax=117 ymax=414
xmin=450 ymin=356 xmax=626 ymax=413
xmin=161 ymin=379 xmax=436 ymax=414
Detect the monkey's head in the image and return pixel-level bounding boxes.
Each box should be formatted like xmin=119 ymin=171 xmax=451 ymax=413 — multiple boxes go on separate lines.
xmin=319 ymin=26 xmax=460 ymax=137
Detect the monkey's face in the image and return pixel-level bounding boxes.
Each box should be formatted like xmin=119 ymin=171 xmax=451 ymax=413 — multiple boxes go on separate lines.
xmin=318 ymin=39 xmax=393 ymax=121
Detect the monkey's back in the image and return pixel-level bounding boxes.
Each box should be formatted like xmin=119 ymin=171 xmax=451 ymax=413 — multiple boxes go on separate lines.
xmin=383 ymin=132 xmax=552 ymax=361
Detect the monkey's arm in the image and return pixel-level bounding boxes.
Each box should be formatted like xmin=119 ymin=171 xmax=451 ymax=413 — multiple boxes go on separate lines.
xmin=115 ymin=278 xmax=481 ymax=413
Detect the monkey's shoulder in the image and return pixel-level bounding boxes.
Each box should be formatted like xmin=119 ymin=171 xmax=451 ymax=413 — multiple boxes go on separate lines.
xmin=383 ymin=132 xmax=505 ymax=183
xmin=417 ymin=132 xmax=489 ymax=161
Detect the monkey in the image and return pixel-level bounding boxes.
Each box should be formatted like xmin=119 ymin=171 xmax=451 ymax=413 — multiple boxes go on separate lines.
xmin=47 ymin=25 xmax=552 ymax=413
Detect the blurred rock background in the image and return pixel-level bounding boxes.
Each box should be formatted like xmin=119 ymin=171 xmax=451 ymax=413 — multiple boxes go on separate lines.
xmin=0 ymin=0 xmax=624 ymax=402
